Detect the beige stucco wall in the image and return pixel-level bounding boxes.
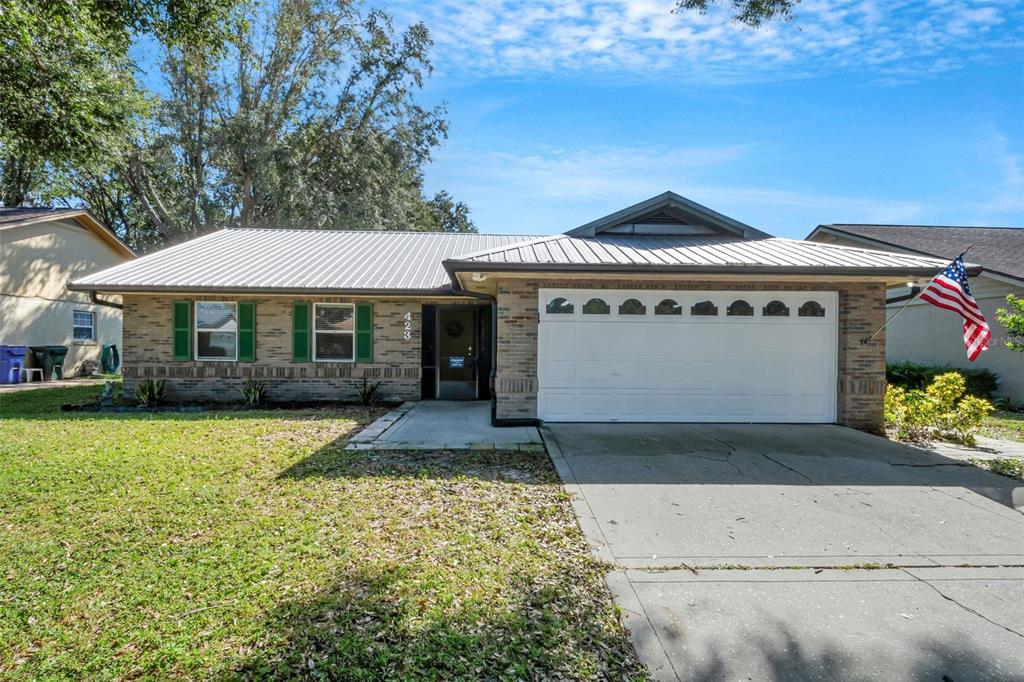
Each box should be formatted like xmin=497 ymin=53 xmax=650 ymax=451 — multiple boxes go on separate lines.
xmin=0 ymin=219 xmax=131 ymax=376
xmin=493 ymin=278 xmax=888 ymax=432
xmin=810 ymin=231 xmax=1024 ymax=401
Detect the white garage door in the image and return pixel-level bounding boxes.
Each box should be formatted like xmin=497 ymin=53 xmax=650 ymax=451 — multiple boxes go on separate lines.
xmin=537 ymin=289 xmax=838 ymax=423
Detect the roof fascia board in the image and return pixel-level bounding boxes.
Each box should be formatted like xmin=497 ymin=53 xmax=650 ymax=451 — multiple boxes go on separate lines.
xmin=443 ymin=259 xmax=978 ymax=279
xmin=566 ymin=191 xmax=771 ymax=240
xmin=65 ymin=282 xmax=473 ymax=298
xmin=73 ymin=212 xmax=136 ymax=259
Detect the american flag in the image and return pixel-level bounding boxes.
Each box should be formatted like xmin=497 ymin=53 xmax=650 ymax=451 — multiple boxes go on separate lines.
xmin=918 ymin=254 xmax=990 ymax=361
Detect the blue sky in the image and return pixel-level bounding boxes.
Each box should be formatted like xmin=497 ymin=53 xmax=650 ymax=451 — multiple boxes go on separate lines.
xmin=388 ymin=0 xmax=1024 ymax=237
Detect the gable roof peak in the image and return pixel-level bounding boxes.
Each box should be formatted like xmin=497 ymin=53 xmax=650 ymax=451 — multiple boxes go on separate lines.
xmin=566 ymin=191 xmax=771 ymax=240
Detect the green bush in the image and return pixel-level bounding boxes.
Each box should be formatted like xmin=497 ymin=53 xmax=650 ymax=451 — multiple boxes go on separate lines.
xmin=970 ymin=457 xmax=1024 ymax=481
xmin=885 ymin=372 xmax=994 ymax=445
xmin=886 ymin=361 xmax=999 ymax=399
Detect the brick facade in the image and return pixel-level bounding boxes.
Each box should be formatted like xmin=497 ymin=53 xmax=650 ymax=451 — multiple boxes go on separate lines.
xmin=494 ymin=278 xmax=887 ymax=432
xmin=122 ymin=295 xmax=437 ymax=403
xmin=122 ymin=279 xmax=887 ymax=432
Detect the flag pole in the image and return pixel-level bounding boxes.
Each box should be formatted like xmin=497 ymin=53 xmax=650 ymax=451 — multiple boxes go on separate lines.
xmin=859 ymin=244 xmax=975 ymax=345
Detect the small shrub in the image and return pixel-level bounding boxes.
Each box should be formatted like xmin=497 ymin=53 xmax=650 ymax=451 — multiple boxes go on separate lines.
xmin=241 ymin=379 xmax=269 ymax=406
xmin=970 ymin=457 xmax=1024 ymax=481
xmin=995 ymin=293 xmax=1024 ymax=352
xmin=886 ymin=361 xmax=999 ymax=399
xmin=885 ymin=372 xmax=994 ymax=445
xmin=358 ymin=377 xmax=382 ymax=406
xmin=135 ymin=379 xmax=166 ymax=407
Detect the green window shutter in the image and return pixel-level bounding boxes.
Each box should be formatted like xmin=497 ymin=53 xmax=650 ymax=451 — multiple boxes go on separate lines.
xmin=355 ymin=303 xmax=373 ymax=363
xmin=292 ymin=302 xmax=311 ymax=362
xmin=238 ymin=302 xmax=256 ymax=362
xmin=172 ymin=301 xmax=191 ymax=361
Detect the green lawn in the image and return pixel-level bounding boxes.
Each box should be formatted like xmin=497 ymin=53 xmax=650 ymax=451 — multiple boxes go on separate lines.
xmin=981 ymin=410 xmax=1024 ymax=443
xmin=0 ymin=386 xmax=643 ymax=680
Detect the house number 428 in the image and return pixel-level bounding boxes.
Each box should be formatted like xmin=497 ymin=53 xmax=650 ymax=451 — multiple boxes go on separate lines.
xmin=403 ymin=312 xmax=413 ymax=340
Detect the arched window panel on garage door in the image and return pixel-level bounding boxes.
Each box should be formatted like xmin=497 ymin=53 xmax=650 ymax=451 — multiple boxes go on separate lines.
xmin=727 ymin=299 xmax=754 ymax=316
xmin=582 ymin=298 xmax=610 ymax=314
xmin=655 ymin=298 xmax=682 ymax=316
xmin=799 ymin=300 xmax=826 ymax=317
xmin=546 ymin=297 xmax=574 ymax=314
xmin=618 ymin=298 xmax=646 ymax=315
xmin=763 ymin=300 xmax=790 ymax=317
xmin=691 ymin=300 xmax=718 ymax=316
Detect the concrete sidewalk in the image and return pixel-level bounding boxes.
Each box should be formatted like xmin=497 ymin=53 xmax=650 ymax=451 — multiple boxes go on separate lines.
xmin=347 ymin=400 xmax=543 ymax=451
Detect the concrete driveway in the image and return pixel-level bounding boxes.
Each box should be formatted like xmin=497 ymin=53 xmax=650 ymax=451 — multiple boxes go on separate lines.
xmin=543 ymin=424 xmax=1024 ymax=681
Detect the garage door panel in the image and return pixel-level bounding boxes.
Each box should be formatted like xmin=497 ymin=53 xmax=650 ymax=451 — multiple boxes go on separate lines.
xmin=537 ymin=289 xmax=837 ymax=423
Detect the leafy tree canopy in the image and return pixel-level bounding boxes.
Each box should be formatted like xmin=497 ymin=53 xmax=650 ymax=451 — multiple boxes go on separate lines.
xmin=1 ymin=0 xmax=475 ymax=248
xmin=0 ymin=0 xmax=236 ymax=170
xmin=674 ymin=0 xmax=797 ymax=27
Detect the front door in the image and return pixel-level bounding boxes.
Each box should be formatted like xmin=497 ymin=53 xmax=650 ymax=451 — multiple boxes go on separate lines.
xmin=437 ymin=307 xmax=478 ymax=400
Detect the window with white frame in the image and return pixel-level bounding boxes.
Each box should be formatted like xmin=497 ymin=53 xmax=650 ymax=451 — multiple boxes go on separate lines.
xmin=314 ymin=303 xmax=354 ymax=361
xmin=195 ymin=301 xmax=238 ymax=360
xmin=73 ymin=310 xmax=95 ymax=342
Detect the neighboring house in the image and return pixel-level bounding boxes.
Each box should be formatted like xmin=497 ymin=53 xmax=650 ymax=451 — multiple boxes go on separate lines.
xmin=807 ymin=224 xmax=1023 ymax=402
xmin=0 ymin=208 xmax=135 ymax=377
xmin=70 ymin=192 xmax=961 ymax=432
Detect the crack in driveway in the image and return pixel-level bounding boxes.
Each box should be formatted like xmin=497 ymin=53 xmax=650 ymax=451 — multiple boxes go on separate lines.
xmin=903 ymin=568 xmax=1024 ymax=639
xmin=761 ymin=453 xmax=817 ymax=483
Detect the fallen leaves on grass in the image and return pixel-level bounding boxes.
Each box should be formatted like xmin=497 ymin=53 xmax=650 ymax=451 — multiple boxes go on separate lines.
xmin=1 ymin=387 xmax=645 ymax=680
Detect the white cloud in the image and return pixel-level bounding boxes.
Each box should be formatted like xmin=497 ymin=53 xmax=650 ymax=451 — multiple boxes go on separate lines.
xmin=426 ymin=142 xmax=929 ymax=235
xmin=391 ymin=0 xmax=1023 ymax=85
xmin=968 ymin=127 xmax=1024 ymax=219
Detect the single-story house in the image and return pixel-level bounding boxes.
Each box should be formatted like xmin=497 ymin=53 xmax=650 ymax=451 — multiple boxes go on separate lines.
xmin=807 ymin=224 xmax=1023 ymax=402
xmin=1 ymin=207 xmax=135 ymax=377
xmin=69 ymin=192 xmax=970 ymax=431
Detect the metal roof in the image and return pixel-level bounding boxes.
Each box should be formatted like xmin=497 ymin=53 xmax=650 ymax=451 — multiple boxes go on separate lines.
xmin=809 ymin=224 xmax=1024 ymax=283
xmin=444 ymin=234 xmax=965 ymax=276
xmin=72 ymin=227 xmax=974 ymax=296
xmin=70 ymin=229 xmax=537 ymax=294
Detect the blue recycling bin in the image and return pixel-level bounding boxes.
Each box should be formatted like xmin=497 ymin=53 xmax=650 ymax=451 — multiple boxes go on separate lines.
xmin=0 ymin=345 xmax=28 ymax=384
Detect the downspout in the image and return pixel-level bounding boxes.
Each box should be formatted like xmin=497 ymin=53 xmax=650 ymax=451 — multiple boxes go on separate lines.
xmin=89 ymin=291 xmax=123 ymax=310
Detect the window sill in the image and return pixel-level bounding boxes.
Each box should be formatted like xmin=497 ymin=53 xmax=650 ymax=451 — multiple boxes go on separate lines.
xmin=73 ymin=340 xmax=97 ymax=346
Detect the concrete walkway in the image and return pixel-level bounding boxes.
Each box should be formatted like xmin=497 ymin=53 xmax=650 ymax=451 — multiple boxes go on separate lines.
xmin=0 ymin=377 xmax=109 ymax=393
xmin=544 ymin=423 xmax=1024 ymax=681
xmin=927 ymin=435 xmax=1024 ymax=462
xmin=347 ymin=400 xmax=543 ymax=451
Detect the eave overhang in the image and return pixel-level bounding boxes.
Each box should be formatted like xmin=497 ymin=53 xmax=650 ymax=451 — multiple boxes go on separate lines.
xmin=443 ymin=259 xmax=983 ymax=280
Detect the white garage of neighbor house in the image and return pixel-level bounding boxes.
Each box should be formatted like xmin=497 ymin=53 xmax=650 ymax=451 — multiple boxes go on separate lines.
xmin=71 ymin=192 xmax=967 ymax=431
xmin=807 ymin=224 xmax=1024 ymax=402
xmin=1 ymin=208 xmax=135 ymax=379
